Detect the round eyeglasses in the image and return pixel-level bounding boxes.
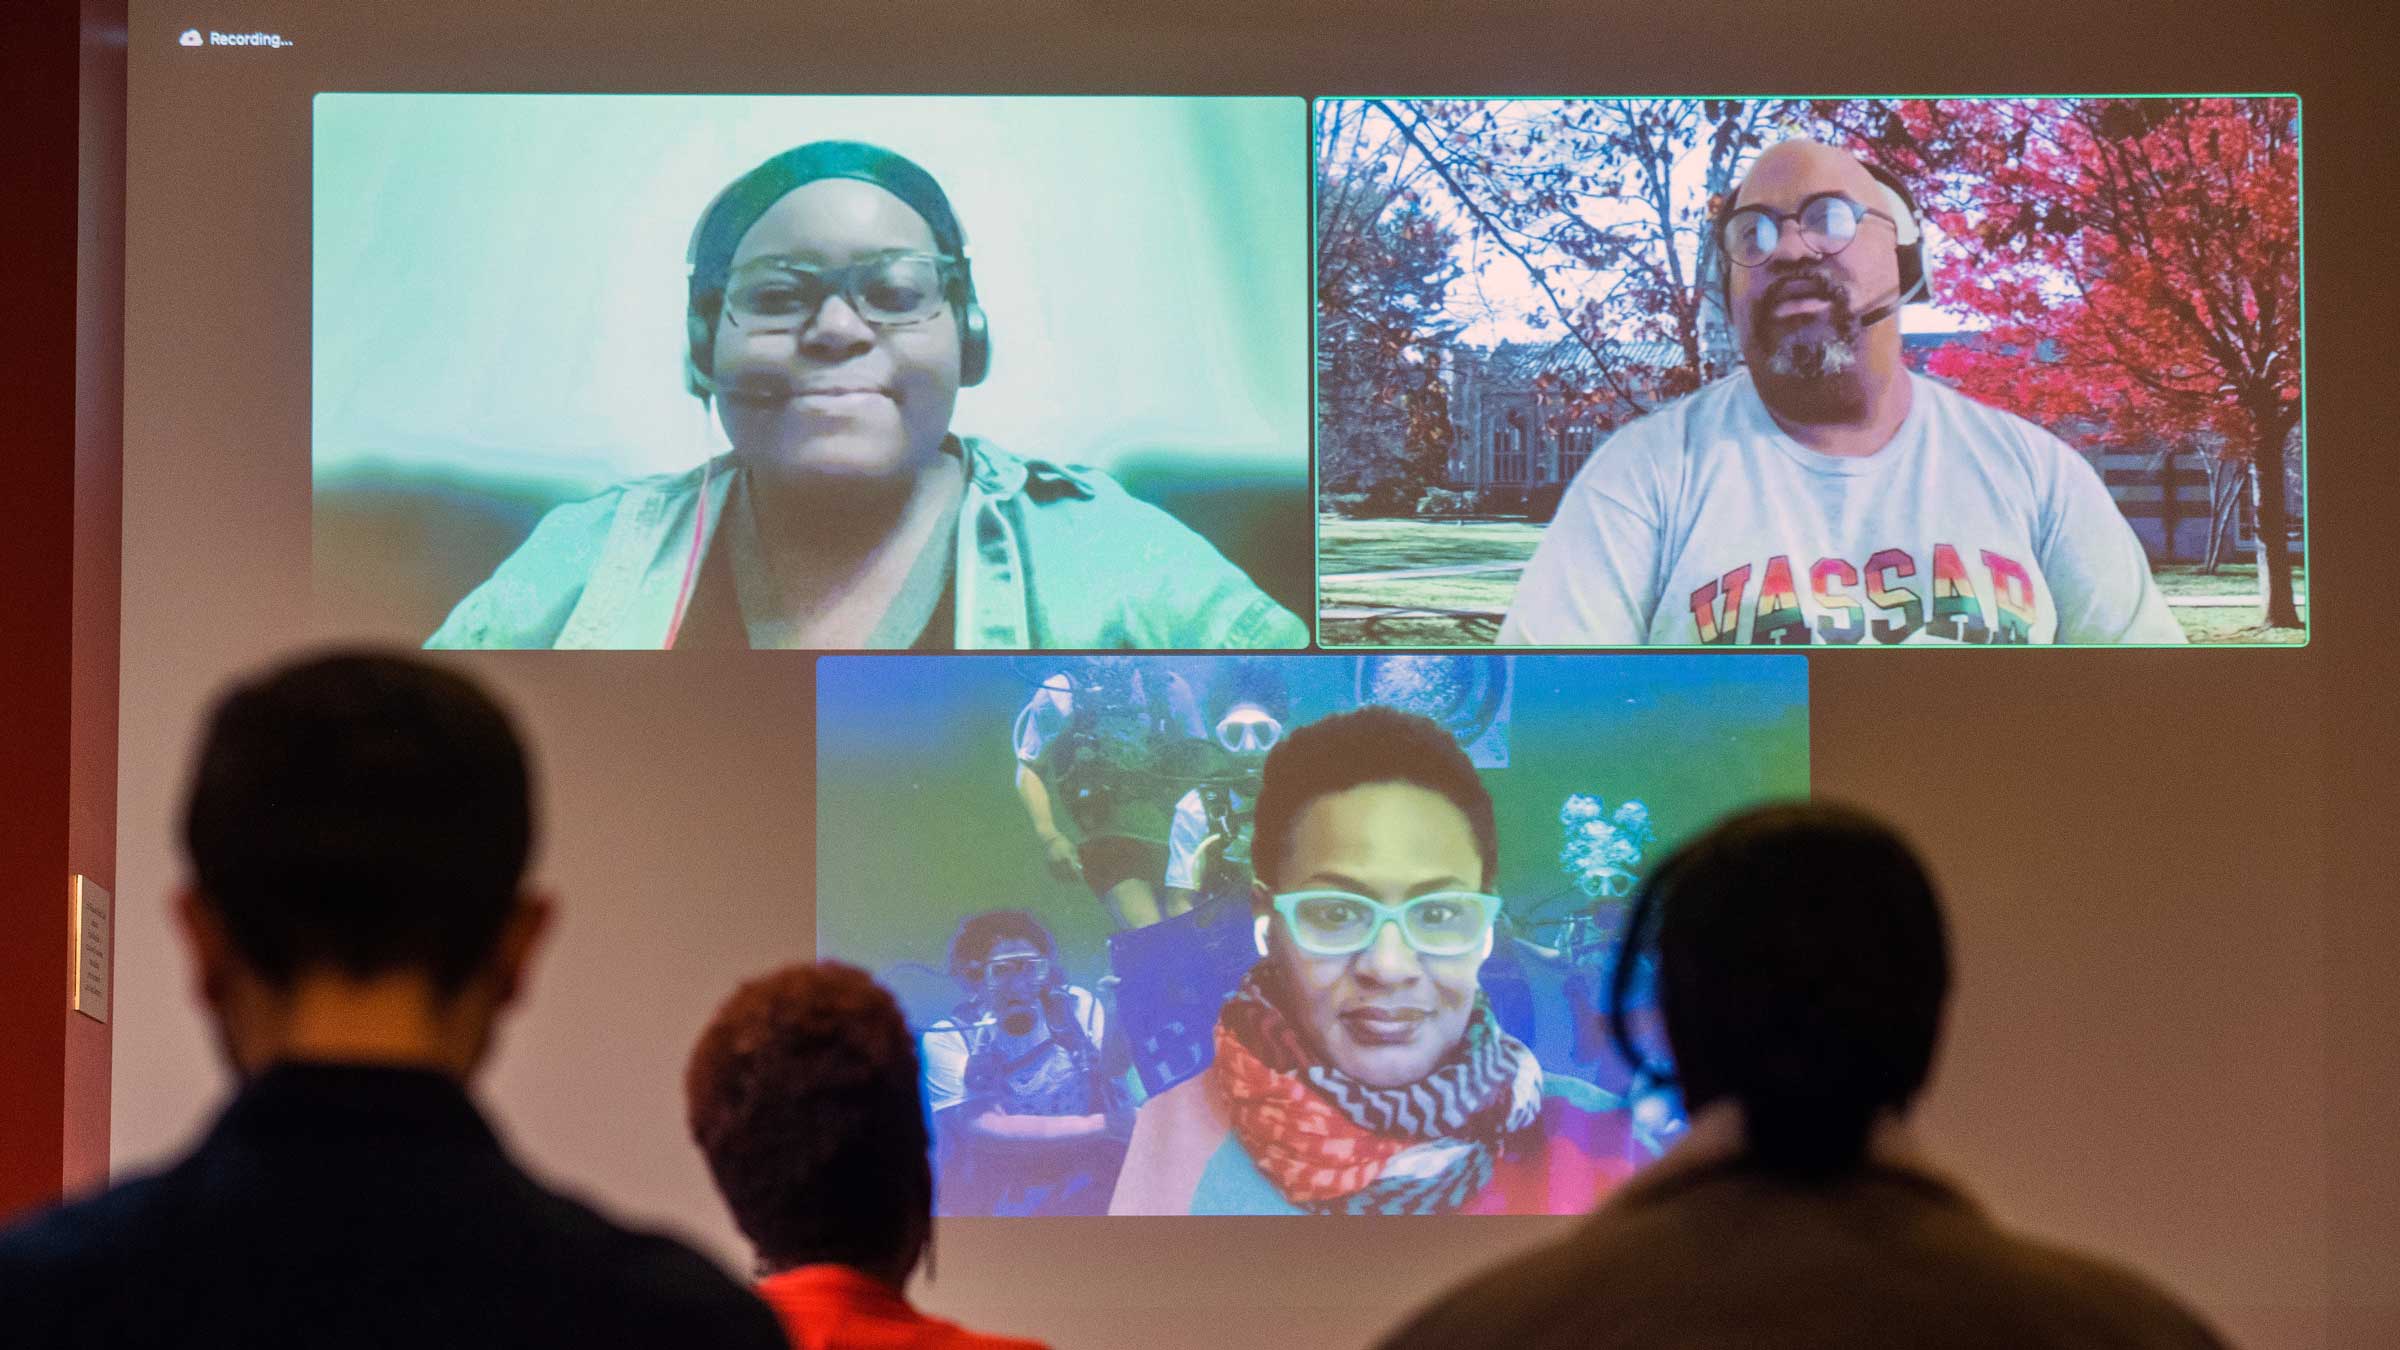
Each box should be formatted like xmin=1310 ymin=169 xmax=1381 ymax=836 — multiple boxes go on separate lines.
xmin=1271 ymin=890 xmax=1501 ymax=959
xmin=1719 ymin=193 xmax=1898 ymax=269
xmin=722 ymin=251 xmax=960 ymax=329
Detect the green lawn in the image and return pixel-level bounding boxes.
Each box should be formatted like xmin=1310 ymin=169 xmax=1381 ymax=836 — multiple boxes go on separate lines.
xmin=1321 ymin=612 xmax=1502 ymax=646
xmin=1317 ymin=515 xmax=1545 ymax=575
xmin=1317 ymin=515 xmax=1529 ymax=645
xmin=1323 ymin=602 xmax=2310 ymax=647
xmin=1320 ymin=575 xmax=1520 ymax=648
xmin=1315 ymin=521 xmax=2311 ymax=646
xmin=2152 ymin=562 xmax=2309 ymax=600
xmin=2153 ymin=564 xmax=2309 ymax=644
xmin=2171 ymin=609 xmax=2309 ymax=644
xmin=1323 ymin=573 xmax=1522 ymax=613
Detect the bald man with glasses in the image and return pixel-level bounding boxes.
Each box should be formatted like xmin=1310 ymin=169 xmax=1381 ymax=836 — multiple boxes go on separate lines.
xmin=1500 ymin=138 xmax=2181 ymax=648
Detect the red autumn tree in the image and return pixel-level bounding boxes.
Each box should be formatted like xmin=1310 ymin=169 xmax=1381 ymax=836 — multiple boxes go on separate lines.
xmin=1826 ymin=97 xmax=2303 ymax=628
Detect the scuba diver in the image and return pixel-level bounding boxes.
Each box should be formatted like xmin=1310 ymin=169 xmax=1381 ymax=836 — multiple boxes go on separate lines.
xmin=918 ymin=910 xmax=1132 ymax=1217
xmin=1011 ymin=658 xmax=1206 ymax=929
xmin=1162 ymin=661 xmax=1292 ymax=916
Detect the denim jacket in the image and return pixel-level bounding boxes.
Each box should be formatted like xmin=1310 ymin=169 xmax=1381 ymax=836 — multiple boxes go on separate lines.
xmin=426 ymin=438 xmax=1309 ymax=650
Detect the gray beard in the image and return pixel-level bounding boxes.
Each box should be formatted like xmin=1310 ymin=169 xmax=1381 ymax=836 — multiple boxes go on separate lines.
xmin=1768 ymin=336 xmax=1858 ymax=379
xmin=1743 ymin=275 xmax=1872 ymax=423
xmin=1753 ymin=334 xmax=1871 ymax=425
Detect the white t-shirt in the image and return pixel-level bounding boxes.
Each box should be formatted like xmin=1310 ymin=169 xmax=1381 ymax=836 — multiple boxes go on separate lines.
xmin=1499 ymin=372 xmax=2185 ymax=646
xmin=1164 ymin=790 xmax=1210 ymax=891
xmin=1013 ymin=678 xmax=1075 ymax=765
xmin=921 ymin=985 xmax=1107 ymax=1114
xmin=1164 ymin=788 xmax=1255 ymax=891
xmin=1012 ymin=674 xmax=1206 ymax=766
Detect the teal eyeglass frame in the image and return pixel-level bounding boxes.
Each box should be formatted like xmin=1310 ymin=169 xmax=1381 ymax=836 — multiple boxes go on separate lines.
xmin=1268 ymin=889 xmax=1503 ymax=958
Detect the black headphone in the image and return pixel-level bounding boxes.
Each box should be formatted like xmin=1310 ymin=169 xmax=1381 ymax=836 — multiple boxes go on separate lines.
xmin=1712 ymin=159 xmax=1929 ymax=325
xmin=681 ymin=179 xmax=992 ymax=402
xmin=1606 ymin=853 xmax=1679 ymax=1087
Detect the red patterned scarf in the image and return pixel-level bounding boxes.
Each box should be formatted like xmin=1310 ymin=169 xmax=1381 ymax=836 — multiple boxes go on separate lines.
xmin=1210 ymin=967 xmax=1540 ymax=1214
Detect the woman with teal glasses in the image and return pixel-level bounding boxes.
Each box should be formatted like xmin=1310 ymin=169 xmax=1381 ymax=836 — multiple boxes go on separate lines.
xmin=1108 ymin=706 xmax=1639 ymax=1216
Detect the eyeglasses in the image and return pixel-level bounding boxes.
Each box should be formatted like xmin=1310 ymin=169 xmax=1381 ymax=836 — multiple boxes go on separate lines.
xmin=722 ymin=251 xmax=960 ymax=329
xmin=1271 ymin=890 xmax=1501 ymax=959
xmin=1719 ymin=193 xmax=1898 ymax=269
xmin=977 ymin=955 xmax=1050 ymax=983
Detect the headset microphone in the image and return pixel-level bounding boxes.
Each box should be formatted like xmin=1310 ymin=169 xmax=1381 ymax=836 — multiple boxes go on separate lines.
xmin=1854 ymin=272 xmax=1927 ymax=330
xmin=667 ymin=144 xmax=996 ymax=650
xmin=1853 ymin=170 xmax=1928 ymax=330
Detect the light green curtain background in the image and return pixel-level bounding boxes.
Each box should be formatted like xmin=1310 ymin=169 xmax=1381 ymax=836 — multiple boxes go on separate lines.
xmin=313 ymin=95 xmax=1307 ymax=494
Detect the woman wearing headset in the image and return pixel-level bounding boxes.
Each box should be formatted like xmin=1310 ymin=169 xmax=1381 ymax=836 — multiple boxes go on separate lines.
xmin=429 ymin=141 xmax=1307 ymax=650
xmin=1109 ymin=706 xmax=1641 ymax=1216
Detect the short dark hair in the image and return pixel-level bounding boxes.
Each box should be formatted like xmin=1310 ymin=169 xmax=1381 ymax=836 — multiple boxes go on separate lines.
xmin=685 ymin=963 xmax=932 ymax=1275
xmin=181 ymin=651 xmax=534 ymax=994
xmin=1250 ymin=706 xmax=1498 ymax=891
xmin=1648 ymin=802 xmax=1950 ymax=1175
xmin=946 ymin=909 xmax=1059 ymax=985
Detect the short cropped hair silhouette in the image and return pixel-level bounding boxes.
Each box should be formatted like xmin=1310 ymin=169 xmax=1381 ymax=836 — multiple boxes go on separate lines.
xmin=1639 ymin=800 xmax=1949 ymax=1173
xmin=182 ymin=651 xmax=534 ymax=992
xmin=0 ymin=651 xmax=784 ymax=1350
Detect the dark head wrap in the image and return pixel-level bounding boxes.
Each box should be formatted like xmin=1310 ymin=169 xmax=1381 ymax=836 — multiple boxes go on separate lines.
xmin=687 ymin=140 xmax=970 ymax=302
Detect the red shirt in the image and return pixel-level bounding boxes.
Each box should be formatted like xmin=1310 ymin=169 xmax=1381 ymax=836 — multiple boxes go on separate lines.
xmin=754 ymin=1265 xmax=1051 ymax=1350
